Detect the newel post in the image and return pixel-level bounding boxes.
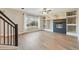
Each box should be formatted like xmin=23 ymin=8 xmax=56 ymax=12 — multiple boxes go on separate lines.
xmin=15 ymin=24 xmax=18 ymax=46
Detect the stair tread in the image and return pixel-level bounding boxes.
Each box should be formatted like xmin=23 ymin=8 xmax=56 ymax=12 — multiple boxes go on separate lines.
xmin=0 ymin=45 xmax=17 ymax=50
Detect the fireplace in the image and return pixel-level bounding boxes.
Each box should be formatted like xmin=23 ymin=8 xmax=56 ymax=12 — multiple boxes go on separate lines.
xmin=53 ymin=19 xmax=66 ymax=34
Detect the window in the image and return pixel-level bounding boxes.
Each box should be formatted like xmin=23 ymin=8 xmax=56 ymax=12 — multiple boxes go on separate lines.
xmin=24 ymin=16 xmax=38 ymax=29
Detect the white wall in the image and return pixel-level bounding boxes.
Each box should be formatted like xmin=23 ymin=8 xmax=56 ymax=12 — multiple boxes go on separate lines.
xmin=0 ymin=8 xmax=24 ymax=35
xmin=77 ymin=9 xmax=79 ymax=40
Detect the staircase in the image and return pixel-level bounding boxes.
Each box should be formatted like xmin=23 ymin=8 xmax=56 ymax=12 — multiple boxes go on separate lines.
xmin=0 ymin=11 xmax=18 ymax=49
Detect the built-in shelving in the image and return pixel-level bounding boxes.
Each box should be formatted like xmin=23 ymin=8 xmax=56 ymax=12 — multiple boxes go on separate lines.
xmin=66 ymin=11 xmax=76 ymax=16
xmin=66 ymin=11 xmax=77 ymax=36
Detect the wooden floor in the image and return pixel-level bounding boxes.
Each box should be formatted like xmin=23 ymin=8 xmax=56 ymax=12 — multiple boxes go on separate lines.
xmin=18 ymin=31 xmax=79 ymax=50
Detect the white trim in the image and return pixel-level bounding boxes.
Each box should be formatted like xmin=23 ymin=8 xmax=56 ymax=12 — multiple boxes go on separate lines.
xmin=66 ymin=15 xmax=77 ymax=18
xmin=67 ymin=24 xmax=76 ymax=26
xmin=43 ymin=29 xmax=52 ymax=32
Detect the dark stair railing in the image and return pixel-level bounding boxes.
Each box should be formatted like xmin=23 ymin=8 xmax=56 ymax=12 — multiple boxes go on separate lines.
xmin=0 ymin=11 xmax=18 ymax=46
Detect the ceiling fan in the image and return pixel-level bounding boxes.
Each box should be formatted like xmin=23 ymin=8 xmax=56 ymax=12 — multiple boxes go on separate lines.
xmin=42 ymin=8 xmax=52 ymax=15
xmin=41 ymin=8 xmax=53 ymax=20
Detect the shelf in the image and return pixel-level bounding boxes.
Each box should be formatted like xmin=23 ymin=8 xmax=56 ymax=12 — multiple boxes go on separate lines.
xmin=67 ymin=24 xmax=76 ymax=26
xmin=66 ymin=10 xmax=77 ymax=36
xmin=66 ymin=11 xmax=76 ymax=16
xmin=67 ymin=32 xmax=77 ymax=36
xmin=67 ymin=16 xmax=76 ymax=24
xmin=67 ymin=26 xmax=76 ymax=33
xmin=66 ymin=15 xmax=76 ymax=18
xmin=67 ymin=31 xmax=76 ymax=33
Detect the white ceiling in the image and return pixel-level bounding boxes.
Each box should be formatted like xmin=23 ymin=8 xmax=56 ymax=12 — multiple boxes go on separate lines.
xmin=15 ymin=8 xmax=78 ymax=16
xmin=23 ymin=8 xmax=41 ymax=16
xmin=15 ymin=8 xmax=42 ymax=16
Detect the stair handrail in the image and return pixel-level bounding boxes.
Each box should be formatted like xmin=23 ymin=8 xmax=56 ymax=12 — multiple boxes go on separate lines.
xmin=0 ymin=10 xmax=18 ymax=46
xmin=0 ymin=11 xmax=16 ymax=26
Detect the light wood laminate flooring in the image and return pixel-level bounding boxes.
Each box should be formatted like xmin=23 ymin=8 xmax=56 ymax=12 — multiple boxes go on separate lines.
xmin=18 ymin=31 xmax=79 ymax=50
